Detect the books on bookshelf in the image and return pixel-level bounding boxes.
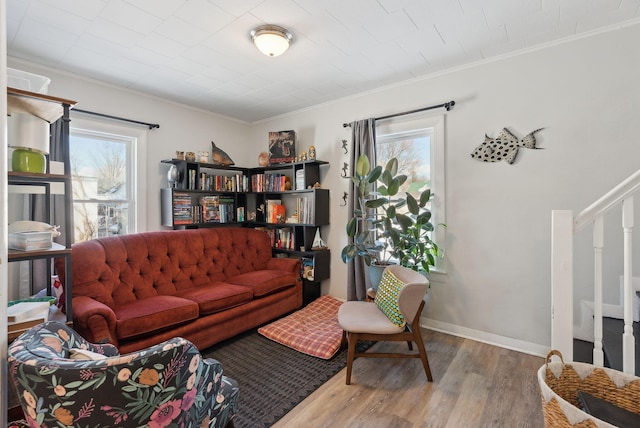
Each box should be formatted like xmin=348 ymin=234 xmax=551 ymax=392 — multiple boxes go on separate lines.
xmin=199 ymin=172 xmax=248 ymax=192
xmin=265 ymin=200 xmax=285 ymax=223
xmin=173 ymin=192 xmax=193 ymax=225
xmin=251 ymin=172 xmax=290 ymax=192
xmin=200 ymin=195 xmax=235 ymax=223
xmin=259 ymin=227 xmax=296 ymax=250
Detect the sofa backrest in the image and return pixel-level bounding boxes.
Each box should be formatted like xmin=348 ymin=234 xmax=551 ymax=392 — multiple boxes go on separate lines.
xmin=58 ymin=228 xmax=273 ymax=308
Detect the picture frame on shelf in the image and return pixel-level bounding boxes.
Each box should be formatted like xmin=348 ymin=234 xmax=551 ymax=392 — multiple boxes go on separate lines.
xmin=268 ymin=130 xmax=296 ymax=164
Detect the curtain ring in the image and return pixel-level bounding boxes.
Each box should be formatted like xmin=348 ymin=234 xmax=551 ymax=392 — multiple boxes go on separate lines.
xmin=342 ymin=139 xmax=348 ymax=154
xmin=341 ymin=191 xmax=348 ymax=206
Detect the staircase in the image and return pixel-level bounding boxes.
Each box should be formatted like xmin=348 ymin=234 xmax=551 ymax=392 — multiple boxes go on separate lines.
xmin=552 ymin=168 xmax=640 ymax=375
xmin=574 ymin=317 xmax=640 ymax=375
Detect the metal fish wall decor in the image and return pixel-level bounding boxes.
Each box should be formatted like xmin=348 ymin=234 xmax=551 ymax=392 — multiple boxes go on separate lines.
xmin=471 ymin=128 xmax=543 ymax=164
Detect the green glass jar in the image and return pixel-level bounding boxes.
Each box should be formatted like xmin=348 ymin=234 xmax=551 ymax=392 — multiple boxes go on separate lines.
xmin=12 ymin=148 xmax=46 ymax=173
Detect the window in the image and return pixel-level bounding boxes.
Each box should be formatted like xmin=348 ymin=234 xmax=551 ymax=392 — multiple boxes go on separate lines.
xmin=376 ymin=114 xmax=446 ymax=271
xmin=69 ymin=118 xmax=147 ymax=242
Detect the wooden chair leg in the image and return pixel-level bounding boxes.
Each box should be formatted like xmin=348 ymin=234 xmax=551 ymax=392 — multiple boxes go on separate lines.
xmin=413 ymin=329 xmax=433 ymax=382
xmin=406 ymin=341 xmax=413 ymax=350
xmin=346 ymin=332 xmax=357 ymax=385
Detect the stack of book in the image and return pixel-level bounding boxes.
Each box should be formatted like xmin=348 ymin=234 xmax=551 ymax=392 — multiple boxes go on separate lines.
xmin=9 ymin=231 xmax=53 ymax=251
xmin=7 ymin=300 xmax=51 ymax=337
xmin=172 ymin=192 xmax=193 ymax=225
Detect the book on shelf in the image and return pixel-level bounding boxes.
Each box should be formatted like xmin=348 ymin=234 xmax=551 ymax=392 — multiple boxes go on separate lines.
xmin=295 ymin=169 xmax=305 ymax=190
xmin=251 ymin=172 xmax=290 ymax=192
xmin=9 ymin=231 xmax=53 ymax=251
xmin=8 ymin=316 xmax=47 ymax=333
xmin=201 ymin=195 xmax=220 ymax=222
xmin=7 ymin=300 xmax=51 ymax=322
xmin=265 ymin=199 xmax=283 ymax=223
xmin=200 ymin=173 xmax=247 ymax=192
xmin=172 ymin=192 xmax=193 ymax=224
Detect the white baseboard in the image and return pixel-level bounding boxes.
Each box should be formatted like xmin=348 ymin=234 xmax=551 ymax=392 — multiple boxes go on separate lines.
xmin=420 ymin=317 xmax=550 ymax=358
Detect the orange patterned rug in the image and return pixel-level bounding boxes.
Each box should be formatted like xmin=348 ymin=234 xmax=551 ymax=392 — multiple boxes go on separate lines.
xmin=258 ymin=295 xmax=344 ymax=359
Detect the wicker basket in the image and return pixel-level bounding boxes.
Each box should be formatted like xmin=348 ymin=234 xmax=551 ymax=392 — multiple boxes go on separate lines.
xmin=538 ymin=350 xmax=640 ymax=427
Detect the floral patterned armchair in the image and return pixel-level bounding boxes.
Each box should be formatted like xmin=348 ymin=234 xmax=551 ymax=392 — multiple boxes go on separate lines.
xmin=8 ymin=321 xmax=238 ymax=428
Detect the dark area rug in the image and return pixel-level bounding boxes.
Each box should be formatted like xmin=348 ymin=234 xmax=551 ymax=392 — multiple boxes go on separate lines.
xmin=204 ymin=328 xmax=370 ymax=428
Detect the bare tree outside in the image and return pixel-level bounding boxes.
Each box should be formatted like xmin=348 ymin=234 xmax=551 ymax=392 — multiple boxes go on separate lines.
xmin=70 ymin=135 xmax=128 ymax=242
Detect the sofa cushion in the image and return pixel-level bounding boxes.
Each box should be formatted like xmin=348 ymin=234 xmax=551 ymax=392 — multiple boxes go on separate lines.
xmin=114 ymin=295 xmax=199 ymax=340
xmin=174 ymin=283 xmax=254 ymax=315
xmin=226 ymin=270 xmax=296 ymax=297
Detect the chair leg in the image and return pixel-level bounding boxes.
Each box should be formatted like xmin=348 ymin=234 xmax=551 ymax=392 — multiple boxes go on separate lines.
xmin=345 ymin=332 xmax=357 ymax=385
xmin=413 ymin=329 xmax=433 ymax=382
xmin=406 ymin=340 xmax=413 ymax=350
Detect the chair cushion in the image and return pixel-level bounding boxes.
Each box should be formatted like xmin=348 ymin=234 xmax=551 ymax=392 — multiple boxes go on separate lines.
xmin=114 ymin=295 xmax=199 ymax=340
xmin=338 ymin=301 xmax=404 ymax=334
xmin=226 ymin=270 xmax=295 ymax=297
xmin=374 ymin=269 xmax=406 ymax=327
xmin=174 ymin=283 xmax=254 ymax=315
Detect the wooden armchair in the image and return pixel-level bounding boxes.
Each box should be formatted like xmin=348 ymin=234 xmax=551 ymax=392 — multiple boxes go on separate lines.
xmin=338 ymin=265 xmax=433 ymax=385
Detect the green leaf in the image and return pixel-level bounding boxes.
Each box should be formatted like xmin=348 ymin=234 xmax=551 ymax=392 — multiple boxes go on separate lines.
xmin=420 ymin=189 xmax=431 ymax=206
xmin=406 ymin=193 xmax=419 ymax=215
xmin=396 ymin=213 xmax=412 ymax=231
xmin=387 ymin=180 xmax=399 ymax=196
xmin=366 ymin=198 xmax=386 ymax=209
xmin=346 ymin=217 xmax=357 ymax=237
xmin=396 ymin=174 xmax=408 ymax=187
xmin=380 ymin=169 xmax=392 ymax=186
xmin=367 ymin=165 xmax=382 ymax=183
xmin=385 ymin=158 xmax=398 ymax=176
xmin=356 ymin=154 xmax=370 ymax=176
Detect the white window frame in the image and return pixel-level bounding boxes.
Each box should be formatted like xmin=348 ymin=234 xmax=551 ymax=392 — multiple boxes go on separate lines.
xmin=376 ymin=113 xmax=446 ymax=273
xmin=69 ymin=116 xmax=147 ymax=235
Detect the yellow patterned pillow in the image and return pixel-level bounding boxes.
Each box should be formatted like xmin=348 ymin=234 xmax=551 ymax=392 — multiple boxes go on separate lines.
xmin=374 ymin=269 xmax=406 ymax=327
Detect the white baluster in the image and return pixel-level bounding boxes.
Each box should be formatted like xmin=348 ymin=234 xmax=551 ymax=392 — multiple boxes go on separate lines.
xmin=622 ymin=196 xmax=635 ymax=374
xmin=551 ymin=210 xmax=574 ymax=359
xmin=593 ymin=217 xmax=604 ymax=367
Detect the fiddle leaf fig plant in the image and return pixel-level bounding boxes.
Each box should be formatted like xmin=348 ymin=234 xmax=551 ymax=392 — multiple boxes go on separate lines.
xmin=342 ymin=154 xmax=444 ymax=275
xmin=342 ymin=154 xmax=407 ymax=266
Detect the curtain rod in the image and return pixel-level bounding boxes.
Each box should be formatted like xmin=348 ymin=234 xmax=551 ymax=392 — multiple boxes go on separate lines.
xmin=342 ymin=100 xmax=455 ymax=127
xmin=73 ymin=108 xmax=160 ymax=129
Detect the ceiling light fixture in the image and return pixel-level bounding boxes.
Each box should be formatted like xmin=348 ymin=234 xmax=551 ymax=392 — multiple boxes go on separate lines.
xmin=251 ymin=24 xmax=293 ymax=57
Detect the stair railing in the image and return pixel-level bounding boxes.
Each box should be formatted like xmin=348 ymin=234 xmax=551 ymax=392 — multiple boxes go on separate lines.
xmin=552 ymin=169 xmax=640 ymax=374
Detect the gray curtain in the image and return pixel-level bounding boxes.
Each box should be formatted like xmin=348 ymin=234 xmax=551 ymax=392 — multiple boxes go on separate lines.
xmin=29 ymin=119 xmax=66 ymax=293
xmin=347 ymin=119 xmax=376 ymax=301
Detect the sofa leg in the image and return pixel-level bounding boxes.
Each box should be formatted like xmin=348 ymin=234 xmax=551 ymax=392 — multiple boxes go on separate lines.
xmin=225 ymin=419 xmax=235 ymax=428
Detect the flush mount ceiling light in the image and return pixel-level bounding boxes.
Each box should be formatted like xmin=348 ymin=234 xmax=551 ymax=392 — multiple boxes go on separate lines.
xmin=251 ymin=24 xmax=293 ymax=57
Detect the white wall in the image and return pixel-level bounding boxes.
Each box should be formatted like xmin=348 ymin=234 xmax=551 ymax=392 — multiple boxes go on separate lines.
xmin=9 ymin=22 xmax=640 ymax=355
xmin=7 ymin=58 xmax=252 ymax=232
xmin=251 ymin=23 xmax=640 ymax=354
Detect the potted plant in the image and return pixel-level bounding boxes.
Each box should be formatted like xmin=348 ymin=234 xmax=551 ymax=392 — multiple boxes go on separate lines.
xmin=341 ymin=154 xmax=404 ymax=266
xmin=342 ymin=154 xmax=443 ymax=286
xmin=389 ymin=188 xmax=443 ymax=274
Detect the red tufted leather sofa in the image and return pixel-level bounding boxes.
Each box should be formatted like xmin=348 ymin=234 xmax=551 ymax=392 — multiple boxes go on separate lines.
xmin=55 ymin=227 xmax=302 ymax=353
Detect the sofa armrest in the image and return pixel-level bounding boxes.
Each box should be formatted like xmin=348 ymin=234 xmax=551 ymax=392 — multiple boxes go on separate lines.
xmin=72 ymin=295 xmax=118 ymax=346
xmin=266 ymin=257 xmax=301 ymax=274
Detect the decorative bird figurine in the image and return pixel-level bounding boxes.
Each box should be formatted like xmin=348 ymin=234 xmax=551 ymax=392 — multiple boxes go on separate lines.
xmin=211 ymin=141 xmax=235 ymax=165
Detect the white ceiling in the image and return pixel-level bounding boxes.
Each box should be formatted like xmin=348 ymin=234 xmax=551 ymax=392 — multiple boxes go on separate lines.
xmin=7 ymin=0 xmax=640 ymax=123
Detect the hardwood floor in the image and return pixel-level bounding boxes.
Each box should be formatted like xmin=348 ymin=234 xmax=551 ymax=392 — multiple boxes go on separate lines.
xmin=273 ymin=328 xmax=544 ymax=428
